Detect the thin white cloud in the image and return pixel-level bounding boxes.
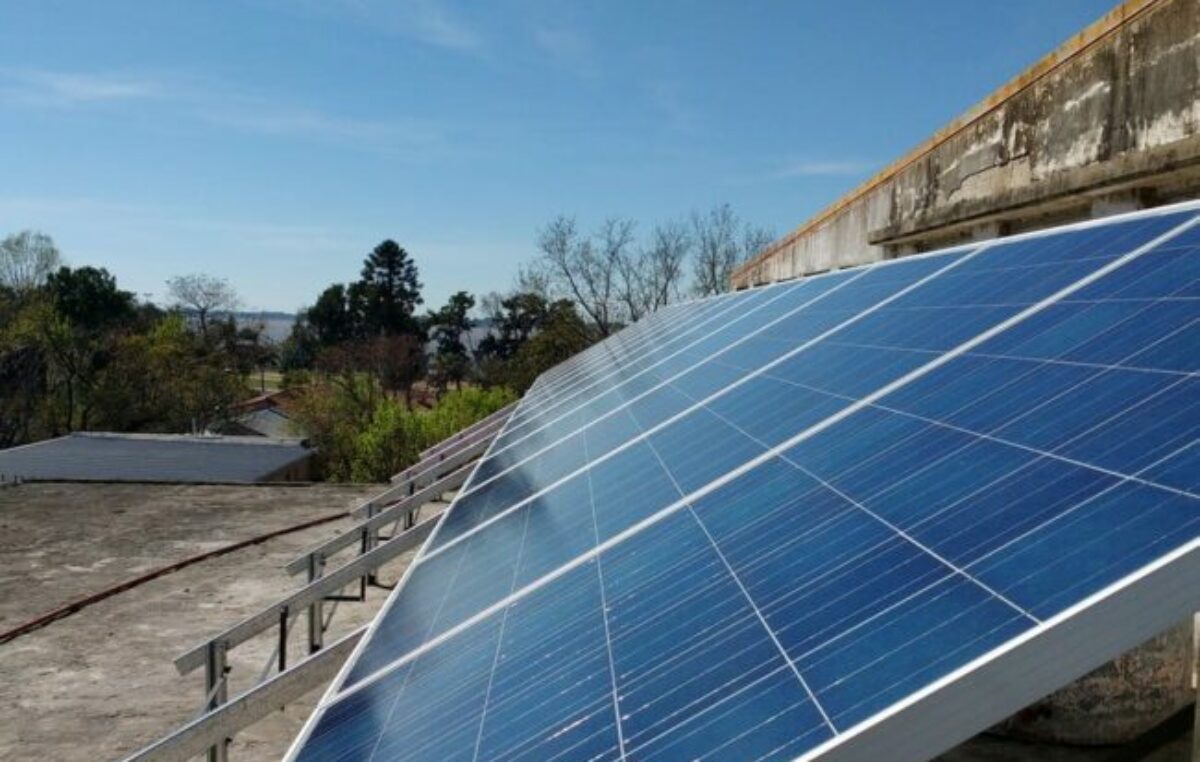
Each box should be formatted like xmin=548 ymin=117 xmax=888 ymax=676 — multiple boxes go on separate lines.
xmin=0 ymin=69 xmax=162 ymax=107
xmin=0 ymin=67 xmax=456 ymax=158
xmin=280 ymin=0 xmax=484 ymax=55
xmin=199 ymin=104 xmax=452 ymax=156
xmin=773 ymin=159 xmax=873 ymax=178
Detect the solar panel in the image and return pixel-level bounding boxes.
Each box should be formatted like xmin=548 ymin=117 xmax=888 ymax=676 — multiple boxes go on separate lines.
xmin=288 ymin=202 xmax=1200 ymax=762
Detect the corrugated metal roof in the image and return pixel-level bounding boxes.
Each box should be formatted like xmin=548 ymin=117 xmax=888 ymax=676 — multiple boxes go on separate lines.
xmin=0 ymin=432 xmax=313 ymax=484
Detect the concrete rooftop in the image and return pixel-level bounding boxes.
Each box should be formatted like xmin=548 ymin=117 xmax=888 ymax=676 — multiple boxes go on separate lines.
xmin=0 ymin=481 xmax=441 ymax=762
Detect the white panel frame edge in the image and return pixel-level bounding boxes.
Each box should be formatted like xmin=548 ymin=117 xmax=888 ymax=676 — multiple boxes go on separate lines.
xmin=797 ymin=541 xmax=1200 ymax=762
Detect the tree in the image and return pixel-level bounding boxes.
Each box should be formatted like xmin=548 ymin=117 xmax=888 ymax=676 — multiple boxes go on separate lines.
xmin=166 ymin=273 xmax=240 ymax=334
xmin=742 ymin=225 xmax=776 ymax=265
xmin=359 ymin=240 xmax=422 ymax=336
xmin=475 ymin=292 xmax=598 ymax=391
xmin=45 ymin=266 xmax=136 ymax=330
xmin=616 ymin=220 xmax=690 ymax=321
xmin=0 ymin=338 xmax=46 ymax=447
xmin=506 ymin=299 xmax=592 ymax=392
xmin=477 ymin=292 xmax=550 ymax=362
xmin=535 ymin=215 xmax=635 ymax=336
xmin=691 ymin=205 xmax=777 ymax=296
xmin=304 ymin=284 xmax=355 ymax=346
xmin=0 ymin=230 xmax=60 ymax=292
xmin=429 ymin=291 xmax=475 ymax=391
xmin=691 ymin=204 xmax=742 ymax=297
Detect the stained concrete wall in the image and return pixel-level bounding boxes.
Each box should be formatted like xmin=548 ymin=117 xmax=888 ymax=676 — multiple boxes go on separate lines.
xmin=733 ymin=0 xmax=1200 ymax=288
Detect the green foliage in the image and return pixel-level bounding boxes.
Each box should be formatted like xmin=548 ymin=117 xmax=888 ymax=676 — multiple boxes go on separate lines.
xmin=292 ymin=384 xmax=516 ymax=482
xmin=45 ymin=266 xmax=136 ymax=330
xmin=0 ymin=265 xmax=255 ymax=445
xmin=428 ymin=290 xmax=475 ymax=391
xmin=360 ymin=239 xmax=423 ymax=336
xmin=476 ymin=293 xmax=595 ymax=393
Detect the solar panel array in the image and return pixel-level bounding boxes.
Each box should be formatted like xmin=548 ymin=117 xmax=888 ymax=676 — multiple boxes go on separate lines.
xmin=288 ymin=203 xmax=1200 ymax=762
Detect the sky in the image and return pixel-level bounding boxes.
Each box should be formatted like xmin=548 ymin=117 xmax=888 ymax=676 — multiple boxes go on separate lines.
xmin=0 ymin=0 xmax=1117 ymax=313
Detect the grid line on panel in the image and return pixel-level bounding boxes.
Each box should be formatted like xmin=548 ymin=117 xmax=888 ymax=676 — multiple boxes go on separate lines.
xmin=462 ymin=249 xmax=969 ymax=503
xmin=515 ymin=296 xmax=738 ymax=418
xmin=425 ymin=402 xmax=521 ymax=551
xmin=787 ymin=537 xmax=1200 ymax=762
xmin=469 ymin=279 xmax=840 ymax=493
xmin=486 ymin=281 xmax=805 ymax=467
xmin=698 ymin=403 xmax=1042 ymax=627
xmin=639 ymin=435 xmax=840 ymax=735
xmin=583 ymin=434 xmax=629 ymax=761
xmin=503 ymin=289 xmax=766 ymax=434
xmin=324 ymin=212 xmax=1199 ymax=705
xmin=468 ymin=507 xmax=534 ymax=762
xmin=424 ymin=247 xmax=980 ymax=561
xmin=963 ymin=437 xmax=1197 ymax=575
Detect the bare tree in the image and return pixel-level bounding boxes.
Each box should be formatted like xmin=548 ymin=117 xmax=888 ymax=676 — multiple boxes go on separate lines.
xmin=513 ymin=261 xmax=551 ymax=300
xmin=742 ymin=225 xmax=776 ymax=265
xmin=536 ymin=215 xmax=635 ymax=336
xmin=166 ymin=273 xmax=241 ymax=334
xmin=691 ymin=204 xmax=741 ymax=297
xmin=691 ymin=207 xmax=777 ymax=296
xmin=644 ymin=220 xmax=691 ymax=309
xmin=616 ymin=220 xmax=690 ymax=321
xmin=0 ymin=230 xmax=61 ymax=292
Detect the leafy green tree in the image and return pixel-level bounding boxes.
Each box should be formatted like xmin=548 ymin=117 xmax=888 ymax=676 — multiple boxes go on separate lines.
xmin=359 ymin=240 xmax=423 ymax=336
xmin=428 ymin=290 xmax=475 ymax=391
xmin=45 ymin=266 xmax=135 ymax=330
xmin=477 ymin=292 xmax=550 ymax=362
xmin=305 ymin=284 xmax=355 ymax=346
xmin=506 ymin=300 xmax=592 ymax=392
xmin=475 ymin=293 xmax=594 ymax=392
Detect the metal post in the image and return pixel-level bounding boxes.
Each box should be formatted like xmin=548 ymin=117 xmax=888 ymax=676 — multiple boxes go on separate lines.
xmin=205 ymin=641 xmax=229 ymax=762
xmin=360 ymin=528 xmax=376 ymax=589
xmin=278 ymin=606 xmax=289 ymax=673
xmin=306 ymin=554 xmax=325 ymax=654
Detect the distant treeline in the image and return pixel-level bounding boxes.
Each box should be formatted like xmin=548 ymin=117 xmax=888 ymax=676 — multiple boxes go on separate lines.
xmin=0 ymin=203 xmax=773 ymax=479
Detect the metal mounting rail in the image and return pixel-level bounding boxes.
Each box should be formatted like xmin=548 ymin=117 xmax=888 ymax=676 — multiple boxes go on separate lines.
xmin=285 ymin=463 xmax=469 ymax=576
xmin=381 ymin=420 xmax=499 ymax=496
xmin=353 ymin=434 xmax=490 ymax=520
xmin=175 ymin=518 xmax=435 ymax=675
xmin=126 ymin=627 xmax=365 ymax=762
xmin=417 ymin=402 xmax=515 ymax=461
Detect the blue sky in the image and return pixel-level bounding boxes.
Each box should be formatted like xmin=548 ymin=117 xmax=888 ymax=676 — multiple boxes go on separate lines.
xmin=0 ymin=0 xmax=1115 ymax=313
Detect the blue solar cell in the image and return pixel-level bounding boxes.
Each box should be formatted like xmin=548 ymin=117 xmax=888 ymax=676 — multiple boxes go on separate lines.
xmin=292 ymin=206 xmax=1200 ymax=762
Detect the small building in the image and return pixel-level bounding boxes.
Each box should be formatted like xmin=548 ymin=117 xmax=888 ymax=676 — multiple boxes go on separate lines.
xmin=0 ymin=432 xmax=314 ymax=484
xmin=222 ymin=407 xmax=297 ymax=439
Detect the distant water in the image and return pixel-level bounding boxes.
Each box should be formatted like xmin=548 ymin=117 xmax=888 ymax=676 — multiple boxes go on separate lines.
xmin=233 ymin=312 xmax=296 ymax=343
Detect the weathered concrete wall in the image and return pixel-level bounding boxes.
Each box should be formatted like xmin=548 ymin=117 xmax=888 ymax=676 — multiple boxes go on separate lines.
xmin=733 ymin=0 xmax=1200 ymax=288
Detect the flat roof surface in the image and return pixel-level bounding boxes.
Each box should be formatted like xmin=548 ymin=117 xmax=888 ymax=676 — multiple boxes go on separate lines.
xmin=0 ymin=432 xmax=312 ymax=483
xmin=0 ymin=481 xmax=417 ymax=762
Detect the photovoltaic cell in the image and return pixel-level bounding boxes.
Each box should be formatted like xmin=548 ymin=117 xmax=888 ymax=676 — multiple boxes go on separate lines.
xmin=289 ymin=203 xmax=1200 ymax=762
